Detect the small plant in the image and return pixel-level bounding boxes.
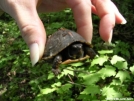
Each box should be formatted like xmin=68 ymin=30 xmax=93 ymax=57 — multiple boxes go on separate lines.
xmin=34 ymin=48 xmax=133 ymax=100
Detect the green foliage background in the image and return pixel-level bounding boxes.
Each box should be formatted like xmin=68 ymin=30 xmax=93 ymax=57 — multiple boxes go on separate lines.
xmin=0 ymin=1 xmax=134 ymax=101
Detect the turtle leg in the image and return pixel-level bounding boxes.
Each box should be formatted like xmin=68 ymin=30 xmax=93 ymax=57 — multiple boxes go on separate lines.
xmin=52 ymin=54 xmax=62 ymax=75
xmin=84 ymin=46 xmax=96 ymax=59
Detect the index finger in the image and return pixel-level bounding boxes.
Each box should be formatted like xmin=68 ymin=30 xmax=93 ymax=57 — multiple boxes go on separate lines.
xmin=66 ymin=0 xmax=93 ymax=43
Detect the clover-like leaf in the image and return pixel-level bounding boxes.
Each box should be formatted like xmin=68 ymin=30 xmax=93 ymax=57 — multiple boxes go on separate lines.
xmin=81 ymin=85 xmax=100 ymax=96
xmin=83 ymin=73 xmax=101 ymax=85
xmin=78 ymin=94 xmax=92 ymax=101
xmin=70 ymin=62 xmax=84 ymax=67
xmin=56 ymin=83 xmax=72 ymax=94
xmin=115 ymin=71 xmax=130 ymax=83
xmin=63 ymin=67 xmax=74 ymax=76
xmin=102 ymin=86 xmax=122 ymax=98
xmin=98 ymin=50 xmax=113 ymax=55
xmin=47 ymin=72 xmax=55 ymax=80
xmin=110 ymin=55 xmax=125 ymax=65
xmin=40 ymin=88 xmax=56 ymax=95
xmin=113 ymin=61 xmax=128 ymax=70
xmin=130 ymin=65 xmax=134 ymax=75
xmin=51 ymin=82 xmax=61 ymax=88
xmin=98 ymin=65 xmax=116 ymax=79
xmin=91 ymin=55 xmax=108 ymax=66
xmin=110 ymin=79 xmax=121 ymax=86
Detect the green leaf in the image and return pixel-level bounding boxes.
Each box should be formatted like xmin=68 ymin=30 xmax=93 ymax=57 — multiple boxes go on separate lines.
xmin=98 ymin=65 xmax=116 ymax=79
xmin=83 ymin=73 xmax=101 ymax=85
xmin=57 ymin=72 xmax=65 ymax=79
xmin=61 ymin=83 xmax=72 ymax=91
xmin=47 ymin=72 xmax=55 ymax=80
xmin=63 ymin=67 xmax=74 ymax=76
xmin=113 ymin=61 xmax=128 ymax=70
xmin=130 ymin=65 xmax=134 ymax=75
xmin=88 ymin=65 xmax=100 ymax=73
xmin=78 ymin=94 xmax=93 ymax=101
xmin=64 ymin=9 xmax=71 ymax=13
xmin=70 ymin=62 xmax=84 ymax=67
xmin=110 ymin=55 xmax=125 ymax=65
xmin=56 ymin=84 xmax=72 ymax=94
xmin=40 ymin=88 xmax=56 ymax=94
xmin=91 ymin=56 xmax=108 ymax=66
xmin=98 ymin=50 xmax=113 ymax=55
xmin=51 ymin=82 xmax=61 ymax=88
xmin=115 ymin=71 xmax=130 ymax=83
xmin=110 ymin=79 xmax=121 ymax=86
xmin=102 ymin=86 xmax=122 ymax=98
xmin=81 ymin=85 xmax=100 ymax=96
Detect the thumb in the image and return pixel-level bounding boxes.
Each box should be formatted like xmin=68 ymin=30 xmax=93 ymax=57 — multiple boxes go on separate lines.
xmin=21 ymin=20 xmax=46 ymax=66
xmin=8 ymin=1 xmax=46 ymax=66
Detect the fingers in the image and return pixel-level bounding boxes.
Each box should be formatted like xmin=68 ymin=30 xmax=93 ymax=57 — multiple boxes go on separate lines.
xmin=66 ymin=0 xmax=93 ymax=43
xmin=18 ymin=2 xmax=46 ymax=66
xmin=91 ymin=0 xmax=126 ymax=43
xmin=1 ymin=0 xmax=46 ymax=65
xmin=21 ymin=21 xmax=46 ymax=66
xmin=66 ymin=0 xmax=126 ymax=43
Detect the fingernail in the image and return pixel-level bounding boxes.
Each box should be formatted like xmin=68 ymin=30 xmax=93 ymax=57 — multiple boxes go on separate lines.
xmin=121 ymin=19 xmax=127 ymax=24
xmin=108 ymin=29 xmax=113 ymax=43
xmin=30 ymin=43 xmax=39 ymax=66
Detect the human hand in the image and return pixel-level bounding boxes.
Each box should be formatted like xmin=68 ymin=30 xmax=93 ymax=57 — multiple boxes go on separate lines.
xmin=0 ymin=0 xmax=126 ymax=65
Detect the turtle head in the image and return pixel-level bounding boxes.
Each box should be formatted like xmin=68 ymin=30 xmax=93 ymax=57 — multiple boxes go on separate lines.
xmin=68 ymin=42 xmax=84 ymax=59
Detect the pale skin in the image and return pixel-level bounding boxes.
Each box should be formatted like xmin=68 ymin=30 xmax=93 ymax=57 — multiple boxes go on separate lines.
xmin=0 ymin=0 xmax=126 ymax=65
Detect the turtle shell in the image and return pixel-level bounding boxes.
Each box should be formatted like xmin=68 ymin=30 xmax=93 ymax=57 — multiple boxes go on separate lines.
xmin=44 ymin=29 xmax=92 ymax=60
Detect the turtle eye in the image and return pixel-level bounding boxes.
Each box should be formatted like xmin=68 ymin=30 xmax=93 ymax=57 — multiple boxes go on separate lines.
xmin=78 ymin=44 xmax=82 ymax=49
xmin=72 ymin=43 xmax=82 ymax=49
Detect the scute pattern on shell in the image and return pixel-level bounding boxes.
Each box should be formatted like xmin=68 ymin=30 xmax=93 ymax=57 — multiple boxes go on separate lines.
xmin=44 ymin=29 xmax=91 ymax=60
